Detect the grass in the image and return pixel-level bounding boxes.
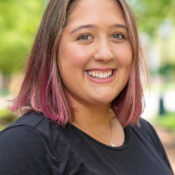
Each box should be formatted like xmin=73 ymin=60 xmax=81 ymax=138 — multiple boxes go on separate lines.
xmin=154 ymin=112 xmax=175 ymax=132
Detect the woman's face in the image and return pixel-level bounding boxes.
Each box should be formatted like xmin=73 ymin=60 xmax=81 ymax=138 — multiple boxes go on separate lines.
xmin=58 ymin=0 xmax=132 ymax=107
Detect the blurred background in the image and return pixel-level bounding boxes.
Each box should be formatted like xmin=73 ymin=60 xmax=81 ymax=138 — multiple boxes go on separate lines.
xmin=0 ymin=0 xmax=175 ymax=172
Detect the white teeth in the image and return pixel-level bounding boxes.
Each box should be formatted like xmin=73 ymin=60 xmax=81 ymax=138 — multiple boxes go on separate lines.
xmin=87 ymin=70 xmax=113 ymax=78
xmin=99 ymin=73 xmax=103 ymax=78
xmin=104 ymin=73 xmax=108 ymax=78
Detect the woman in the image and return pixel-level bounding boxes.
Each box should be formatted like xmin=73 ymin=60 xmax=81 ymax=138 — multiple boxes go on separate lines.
xmin=0 ymin=0 xmax=173 ymax=174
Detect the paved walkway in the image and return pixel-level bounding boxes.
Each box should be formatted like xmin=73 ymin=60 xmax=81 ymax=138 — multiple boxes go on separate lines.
xmin=155 ymin=126 xmax=175 ymax=174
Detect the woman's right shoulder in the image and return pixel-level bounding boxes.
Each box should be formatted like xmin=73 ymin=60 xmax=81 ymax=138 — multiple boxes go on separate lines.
xmin=2 ymin=111 xmax=51 ymax=130
xmin=0 ymin=112 xmax=63 ymax=148
xmin=0 ymin=112 xmax=61 ymax=174
xmin=0 ymin=112 xmax=48 ymax=149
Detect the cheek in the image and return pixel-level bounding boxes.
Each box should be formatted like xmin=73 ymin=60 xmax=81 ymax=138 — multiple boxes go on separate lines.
xmin=59 ymin=43 xmax=92 ymax=68
xmin=114 ymin=44 xmax=132 ymax=67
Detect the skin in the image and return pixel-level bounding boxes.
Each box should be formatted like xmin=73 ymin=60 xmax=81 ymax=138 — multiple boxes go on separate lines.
xmin=58 ymin=0 xmax=132 ymax=146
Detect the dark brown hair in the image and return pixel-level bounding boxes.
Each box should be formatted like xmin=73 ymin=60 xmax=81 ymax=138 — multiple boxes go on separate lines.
xmin=11 ymin=0 xmax=145 ymax=126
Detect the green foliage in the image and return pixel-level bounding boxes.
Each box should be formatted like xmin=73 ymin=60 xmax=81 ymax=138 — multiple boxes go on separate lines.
xmin=155 ymin=112 xmax=175 ymax=131
xmin=0 ymin=0 xmax=43 ymax=75
xmin=0 ymin=125 xmax=6 ymax=131
xmin=0 ymin=89 xmax=10 ymax=96
xmin=127 ymin=0 xmax=175 ymax=36
xmin=0 ymin=108 xmax=17 ymax=121
xmin=1 ymin=0 xmax=175 ymax=75
xmin=0 ymin=108 xmax=17 ymax=131
xmin=0 ymin=108 xmax=13 ymax=119
xmin=159 ymin=63 xmax=175 ymax=78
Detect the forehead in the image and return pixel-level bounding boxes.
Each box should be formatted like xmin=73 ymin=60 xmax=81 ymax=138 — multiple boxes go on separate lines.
xmin=66 ymin=0 xmax=125 ymax=27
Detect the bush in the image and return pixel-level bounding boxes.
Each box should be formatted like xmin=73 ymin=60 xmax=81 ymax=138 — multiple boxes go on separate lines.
xmin=155 ymin=112 xmax=175 ymax=132
xmin=0 ymin=108 xmax=17 ymax=129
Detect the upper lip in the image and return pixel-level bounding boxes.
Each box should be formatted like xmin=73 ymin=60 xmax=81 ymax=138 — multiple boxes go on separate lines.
xmin=86 ymin=68 xmax=116 ymax=71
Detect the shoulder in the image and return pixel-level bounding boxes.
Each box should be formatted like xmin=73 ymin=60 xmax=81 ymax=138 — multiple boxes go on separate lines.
xmin=0 ymin=123 xmax=48 ymax=159
xmin=3 ymin=111 xmax=52 ymax=130
xmin=130 ymin=118 xmax=167 ymax=158
xmin=1 ymin=111 xmax=61 ymax=140
xmin=0 ymin=112 xmax=87 ymax=174
xmin=135 ymin=118 xmax=161 ymax=143
xmin=0 ymin=111 xmax=65 ymax=149
xmin=0 ymin=111 xmax=55 ymax=151
xmin=0 ymin=112 xmax=60 ymax=174
xmin=132 ymin=118 xmax=173 ymax=171
xmin=131 ymin=118 xmax=160 ymax=143
xmin=131 ymin=118 xmax=157 ymax=135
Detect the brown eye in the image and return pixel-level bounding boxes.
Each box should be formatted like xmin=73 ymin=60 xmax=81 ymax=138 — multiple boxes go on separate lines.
xmin=77 ymin=34 xmax=93 ymax=41
xmin=111 ymin=33 xmax=125 ymax=40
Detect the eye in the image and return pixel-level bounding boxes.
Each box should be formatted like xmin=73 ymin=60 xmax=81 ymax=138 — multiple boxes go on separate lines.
xmin=111 ymin=33 xmax=125 ymax=41
xmin=77 ymin=34 xmax=93 ymax=41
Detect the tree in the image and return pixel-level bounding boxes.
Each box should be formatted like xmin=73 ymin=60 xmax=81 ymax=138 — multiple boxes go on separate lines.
xmin=127 ymin=0 xmax=175 ymax=36
xmin=1 ymin=0 xmax=175 ymax=75
xmin=0 ymin=0 xmax=43 ymax=75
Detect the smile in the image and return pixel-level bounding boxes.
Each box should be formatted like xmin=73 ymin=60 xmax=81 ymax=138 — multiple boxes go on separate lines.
xmin=87 ymin=70 xmax=113 ymax=79
xmin=85 ymin=69 xmax=116 ymax=84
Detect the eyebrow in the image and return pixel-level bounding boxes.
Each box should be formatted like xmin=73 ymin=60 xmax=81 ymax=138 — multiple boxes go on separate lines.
xmin=70 ymin=24 xmax=96 ymax=34
xmin=70 ymin=23 xmax=127 ymax=34
xmin=111 ymin=24 xmax=128 ymax=30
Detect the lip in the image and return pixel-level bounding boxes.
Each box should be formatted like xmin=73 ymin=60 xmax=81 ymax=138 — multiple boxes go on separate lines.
xmin=85 ymin=69 xmax=117 ymax=84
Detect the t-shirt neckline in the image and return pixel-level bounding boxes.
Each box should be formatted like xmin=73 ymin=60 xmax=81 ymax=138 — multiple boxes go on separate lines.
xmin=68 ymin=122 xmax=130 ymax=151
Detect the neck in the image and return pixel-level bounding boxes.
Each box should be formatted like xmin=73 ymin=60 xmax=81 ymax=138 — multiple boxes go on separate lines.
xmin=68 ymin=95 xmax=125 ymax=147
xmin=71 ymin=101 xmax=112 ymax=130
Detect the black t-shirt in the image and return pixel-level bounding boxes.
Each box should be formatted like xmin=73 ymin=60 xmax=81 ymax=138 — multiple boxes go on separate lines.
xmin=0 ymin=112 xmax=173 ymax=175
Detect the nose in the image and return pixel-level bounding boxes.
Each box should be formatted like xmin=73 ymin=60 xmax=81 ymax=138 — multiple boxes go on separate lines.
xmin=94 ymin=38 xmax=115 ymax=62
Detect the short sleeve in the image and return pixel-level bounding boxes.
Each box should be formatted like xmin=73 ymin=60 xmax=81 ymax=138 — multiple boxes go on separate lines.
xmin=0 ymin=125 xmax=55 ymax=175
xmin=140 ymin=119 xmax=173 ymax=172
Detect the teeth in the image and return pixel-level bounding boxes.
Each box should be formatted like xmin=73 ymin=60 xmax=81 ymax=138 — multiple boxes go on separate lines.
xmin=99 ymin=73 xmax=103 ymax=78
xmin=87 ymin=70 xmax=113 ymax=78
xmin=104 ymin=73 xmax=108 ymax=78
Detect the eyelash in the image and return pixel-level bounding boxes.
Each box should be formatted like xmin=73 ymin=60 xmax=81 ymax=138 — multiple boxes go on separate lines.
xmin=77 ymin=34 xmax=93 ymax=41
xmin=76 ymin=33 xmax=126 ymax=42
xmin=110 ymin=33 xmax=126 ymax=40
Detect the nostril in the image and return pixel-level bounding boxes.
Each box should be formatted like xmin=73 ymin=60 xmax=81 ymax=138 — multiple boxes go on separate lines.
xmin=93 ymin=42 xmax=114 ymax=61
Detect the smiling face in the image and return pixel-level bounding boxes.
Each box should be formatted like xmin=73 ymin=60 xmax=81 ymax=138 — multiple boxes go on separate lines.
xmin=58 ymin=0 xmax=132 ymax=108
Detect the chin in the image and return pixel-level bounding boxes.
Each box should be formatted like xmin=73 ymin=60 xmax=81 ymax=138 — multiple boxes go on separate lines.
xmin=91 ymin=96 xmax=116 ymax=106
xmin=92 ymin=91 xmax=119 ymax=103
